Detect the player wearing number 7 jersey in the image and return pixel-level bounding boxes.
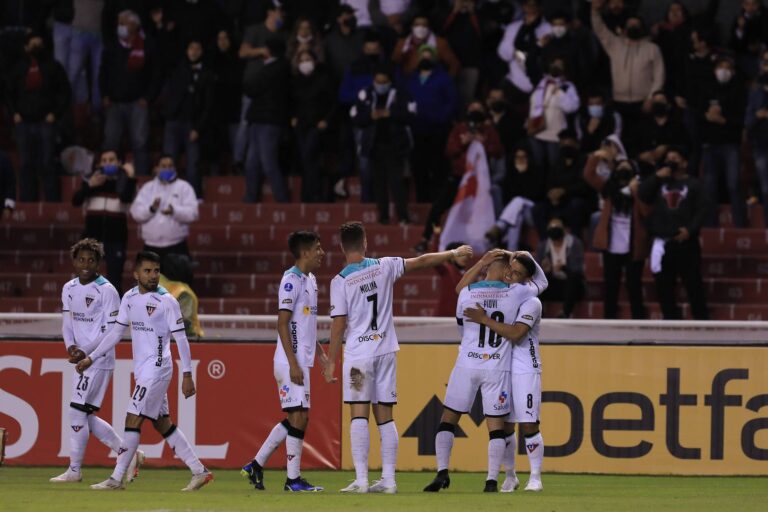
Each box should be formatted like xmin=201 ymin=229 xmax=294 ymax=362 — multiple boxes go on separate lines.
xmin=324 ymin=221 xmax=473 ymax=494
xmin=423 ymin=249 xmax=547 ymax=493
xmin=76 ymin=251 xmax=212 ymax=492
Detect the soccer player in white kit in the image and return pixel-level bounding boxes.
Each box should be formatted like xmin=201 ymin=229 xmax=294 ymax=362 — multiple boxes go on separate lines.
xmin=77 ymin=251 xmax=213 ymax=491
xmin=241 ymin=231 xmax=327 ymax=492
xmin=50 ymin=239 xmax=142 ymax=483
xmin=465 ymin=254 xmax=545 ymax=492
xmin=423 ymin=249 xmax=547 ymax=493
xmin=323 ymin=221 xmax=473 ymax=494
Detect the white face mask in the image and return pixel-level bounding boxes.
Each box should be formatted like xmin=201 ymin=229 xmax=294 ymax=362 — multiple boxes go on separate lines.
xmin=297 ymin=34 xmax=313 ymax=44
xmin=117 ymin=24 xmax=130 ymax=39
xmin=552 ymin=26 xmax=567 ymax=38
xmin=298 ymin=60 xmax=315 ymax=76
xmin=715 ymin=68 xmax=733 ymax=84
xmin=412 ymin=25 xmax=429 ymax=39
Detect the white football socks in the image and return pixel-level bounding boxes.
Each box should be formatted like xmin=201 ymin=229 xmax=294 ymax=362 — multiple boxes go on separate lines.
xmin=487 ymin=431 xmax=506 ymax=481
xmin=165 ymin=426 xmax=206 ymax=475
xmin=350 ymin=418 xmax=370 ymax=484
xmin=68 ymin=408 xmax=89 ymax=473
xmin=378 ymin=421 xmax=398 ymax=485
xmin=286 ymin=433 xmax=304 ymax=480
xmin=525 ymin=432 xmax=544 ymax=478
xmin=503 ymin=432 xmax=517 ymax=478
xmin=88 ymin=414 xmax=122 ymax=453
xmin=111 ymin=429 xmax=140 ymax=481
xmin=255 ymin=420 xmax=289 ymax=467
xmin=435 ymin=426 xmax=455 ymax=472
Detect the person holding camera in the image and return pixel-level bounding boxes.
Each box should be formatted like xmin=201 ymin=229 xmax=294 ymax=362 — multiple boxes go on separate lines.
xmin=72 ymin=150 xmax=137 ymax=294
xmin=638 ymin=147 xmax=710 ymax=320
xmin=584 ymin=152 xmax=649 ymax=319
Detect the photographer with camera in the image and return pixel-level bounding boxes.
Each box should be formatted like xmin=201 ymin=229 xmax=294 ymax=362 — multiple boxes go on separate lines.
xmin=72 ymin=150 xmax=137 ymax=294
xmin=413 ymin=101 xmax=502 ymax=253
xmin=638 ymin=147 xmax=710 ymax=320
xmin=584 ymin=151 xmax=649 ymax=319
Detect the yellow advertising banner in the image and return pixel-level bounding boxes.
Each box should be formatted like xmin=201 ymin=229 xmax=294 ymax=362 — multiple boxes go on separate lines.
xmin=341 ymin=345 xmax=768 ymax=475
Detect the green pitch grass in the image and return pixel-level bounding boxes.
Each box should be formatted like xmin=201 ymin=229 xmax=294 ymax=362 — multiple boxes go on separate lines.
xmin=2 ymin=467 xmax=766 ymax=512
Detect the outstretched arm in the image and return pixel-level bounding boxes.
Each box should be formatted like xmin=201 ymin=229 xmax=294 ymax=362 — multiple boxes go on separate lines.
xmin=464 ymin=303 xmax=532 ymax=343
xmin=455 ymin=249 xmax=507 ymax=293
xmin=404 ymin=245 xmax=473 ymax=274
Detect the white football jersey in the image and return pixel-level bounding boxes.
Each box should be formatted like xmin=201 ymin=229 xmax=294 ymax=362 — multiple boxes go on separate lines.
xmin=511 ymin=297 xmax=542 ymax=374
xmin=455 ymin=280 xmax=539 ymax=371
xmin=61 ymin=276 xmax=120 ymax=370
xmin=274 ymin=266 xmax=318 ymax=368
xmin=330 ymin=257 xmax=405 ymax=361
xmin=114 ymin=285 xmax=185 ymax=380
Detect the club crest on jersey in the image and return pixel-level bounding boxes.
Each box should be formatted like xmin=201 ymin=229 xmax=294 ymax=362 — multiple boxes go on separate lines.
xmin=146 ymin=304 xmax=157 ymax=316
xmin=85 ymin=296 xmax=94 ymax=308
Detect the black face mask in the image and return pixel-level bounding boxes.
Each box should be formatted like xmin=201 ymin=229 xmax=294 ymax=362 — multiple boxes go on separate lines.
xmin=615 ymin=167 xmax=634 ymax=185
xmin=467 ymin=111 xmax=486 ymax=123
xmin=549 ymin=65 xmax=564 ymax=77
xmin=28 ymin=46 xmax=44 ymax=58
xmin=651 ymin=102 xmax=669 ymax=117
xmin=663 ymin=160 xmax=679 ymax=173
xmin=561 ymin=146 xmax=579 ymax=159
xmin=366 ymin=54 xmax=380 ymax=63
xmin=547 ymin=226 xmax=565 ymax=240
xmin=626 ymin=26 xmax=643 ymax=40
xmin=418 ymin=58 xmax=435 ymax=72
xmin=489 ymin=100 xmax=507 ymax=113
xmin=341 ymin=17 xmax=357 ymax=30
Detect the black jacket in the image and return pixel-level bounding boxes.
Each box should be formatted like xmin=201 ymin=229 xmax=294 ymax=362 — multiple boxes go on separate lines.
xmin=7 ymin=55 xmax=71 ymax=122
xmin=698 ymin=78 xmax=746 ymax=145
xmin=638 ymin=174 xmax=709 ymax=238
xmin=351 ymin=85 xmax=415 ymax=158
xmin=637 ymin=113 xmax=689 ymax=154
xmin=244 ymin=57 xmax=290 ymax=125
xmin=0 ymin=151 xmax=16 ymax=209
xmin=211 ymin=47 xmax=243 ymax=123
xmin=163 ymin=61 xmax=215 ymax=132
xmin=72 ymin=171 xmax=136 ymax=243
xmin=291 ymin=66 xmax=335 ymax=129
xmin=99 ymin=34 xmax=162 ymax=103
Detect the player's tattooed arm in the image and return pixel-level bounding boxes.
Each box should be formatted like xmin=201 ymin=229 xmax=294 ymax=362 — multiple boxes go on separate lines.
xmin=405 ymin=244 xmax=473 ymax=274
xmin=454 ymin=249 xmax=506 ymax=293
xmin=277 ymin=309 xmax=304 ymax=385
xmin=463 ymin=303 xmax=531 ymax=343
xmin=324 ymin=316 xmax=346 ymax=383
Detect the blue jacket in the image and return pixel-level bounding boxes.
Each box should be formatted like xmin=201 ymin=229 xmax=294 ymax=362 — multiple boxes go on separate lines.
xmin=405 ymin=67 xmax=458 ymax=134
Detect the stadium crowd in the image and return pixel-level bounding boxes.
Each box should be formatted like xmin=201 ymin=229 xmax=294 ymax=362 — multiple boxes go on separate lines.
xmin=2 ymin=0 xmax=768 ymax=320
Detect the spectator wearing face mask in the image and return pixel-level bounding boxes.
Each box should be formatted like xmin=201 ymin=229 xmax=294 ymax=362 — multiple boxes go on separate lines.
xmin=291 ymin=49 xmax=335 ymax=202
xmin=537 ymin=217 xmax=586 ymax=318
xmin=745 ymin=50 xmax=768 ymax=228
xmin=443 ymin=0 xmax=483 ymax=105
xmin=635 ymin=90 xmax=688 ymax=165
xmin=486 ymin=143 xmax=545 ymax=251
xmin=651 ymin=1 xmax=692 ymax=102
xmin=406 ymin=45 xmax=459 ymax=203
xmin=351 ymin=67 xmax=416 ymax=224
xmin=412 ymin=102 xmax=503 ymax=253
xmin=698 ymin=56 xmax=747 ymax=227
xmin=100 ymin=10 xmax=161 ymax=177
xmin=638 ymin=147 xmax=709 ymax=320
xmin=540 ymin=11 xmax=591 ymax=93
xmin=497 ymin=0 xmax=552 ymax=96
xmin=287 ymin=17 xmax=325 ymax=64
xmin=72 ymin=149 xmax=136 ymax=294
xmin=730 ymin=0 xmax=768 ymax=79
xmin=393 ymin=15 xmax=460 ymax=77
xmin=527 ymin=57 xmax=580 ymax=171
xmin=162 ymin=39 xmax=215 ymax=200
xmin=576 ymin=89 xmax=622 ymax=152
xmin=591 ymin=0 xmax=664 ymax=152
xmin=486 ymin=86 xmax=525 ymax=155
xmin=533 ymin=129 xmax=592 ymax=239
xmin=584 ymin=155 xmax=648 ymax=319
xmin=324 ymin=5 xmax=365 ymax=85
xmin=8 ymin=31 xmax=70 ymax=201
xmin=130 ymin=154 xmax=199 ymax=262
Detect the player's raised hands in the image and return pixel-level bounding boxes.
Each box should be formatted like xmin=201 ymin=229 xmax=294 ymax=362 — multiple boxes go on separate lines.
xmin=182 ymin=373 xmax=196 ymax=398
xmin=451 ymin=244 xmax=473 ymax=261
xmin=479 ymin=248 xmax=506 ymax=266
xmin=463 ymin=302 xmax=488 ymax=324
xmin=76 ymin=356 xmax=93 ymax=374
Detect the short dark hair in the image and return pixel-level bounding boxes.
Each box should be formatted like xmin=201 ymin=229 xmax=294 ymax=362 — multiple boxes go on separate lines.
xmin=514 ymin=254 xmax=537 ymax=278
xmin=446 ymin=241 xmax=465 ymax=251
xmin=664 ymin=145 xmax=689 ymax=162
xmin=288 ymin=230 xmax=320 ymax=259
xmin=135 ymin=251 xmax=161 ymax=267
xmin=100 ymin=148 xmax=121 ymax=161
xmin=340 ymin=222 xmax=366 ymax=252
xmin=70 ymin=238 xmax=104 ymax=261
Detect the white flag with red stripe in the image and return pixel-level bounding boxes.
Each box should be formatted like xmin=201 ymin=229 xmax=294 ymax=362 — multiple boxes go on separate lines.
xmin=439 ymin=140 xmax=494 ymax=252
